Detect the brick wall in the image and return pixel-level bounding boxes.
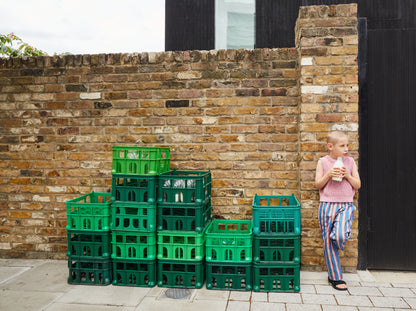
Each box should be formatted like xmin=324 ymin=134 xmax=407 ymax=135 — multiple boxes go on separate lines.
xmin=296 ymin=4 xmax=359 ymax=272
xmin=0 ymin=3 xmax=359 ymax=272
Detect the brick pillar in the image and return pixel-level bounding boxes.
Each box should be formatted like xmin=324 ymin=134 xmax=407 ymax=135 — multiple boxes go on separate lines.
xmin=296 ymin=4 xmax=359 ymax=271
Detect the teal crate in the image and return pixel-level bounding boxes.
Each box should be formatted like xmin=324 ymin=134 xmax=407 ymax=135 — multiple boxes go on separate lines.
xmin=111 ymin=174 xmax=157 ymax=203
xmin=111 ymin=201 xmax=156 ymax=232
xmin=157 ymin=199 xmax=211 ymax=232
xmin=252 ymin=194 xmax=301 ymax=235
xmin=253 ymin=263 xmax=300 ymax=292
xmin=66 ymin=230 xmax=111 ymax=259
xmin=111 ymin=231 xmax=156 ymax=260
xmin=206 ymin=261 xmax=252 ymax=291
xmin=205 ymin=219 xmax=252 ymax=263
xmin=112 ymin=259 xmax=156 ymax=287
xmin=158 ymin=170 xmax=211 ymax=205
xmin=253 ymin=234 xmax=300 ymax=264
xmin=66 ymin=192 xmax=112 ymax=231
xmin=112 ymin=146 xmax=170 ymax=175
xmin=157 ymin=229 xmax=206 ymax=261
xmin=67 ymin=257 xmax=112 ymax=285
xmin=157 ymin=259 xmax=205 ymax=289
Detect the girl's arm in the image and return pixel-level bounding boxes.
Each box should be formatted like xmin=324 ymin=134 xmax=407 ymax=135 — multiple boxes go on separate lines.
xmin=342 ymin=160 xmax=361 ymax=190
xmin=315 ymin=159 xmax=332 ymax=190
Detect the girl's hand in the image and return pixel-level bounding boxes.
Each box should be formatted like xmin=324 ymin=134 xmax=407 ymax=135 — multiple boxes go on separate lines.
xmin=340 ymin=167 xmax=350 ymax=179
xmin=330 ymin=167 xmax=344 ymax=179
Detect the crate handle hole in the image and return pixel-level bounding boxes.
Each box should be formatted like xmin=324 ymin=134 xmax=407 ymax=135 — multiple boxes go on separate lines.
xmin=128 ymin=191 xmax=136 ymax=202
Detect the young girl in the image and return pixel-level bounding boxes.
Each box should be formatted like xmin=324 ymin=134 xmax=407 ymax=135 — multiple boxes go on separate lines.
xmin=315 ymin=130 xmax=361 ymax=290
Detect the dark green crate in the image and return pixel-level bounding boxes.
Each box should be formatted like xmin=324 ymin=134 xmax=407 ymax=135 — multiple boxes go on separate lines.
xmin=112 ymin=259 xmax=156 ymax=287
xmin=205 ymin=219 xmax=252 ymax=263
xmin=253 ymin=234 xmax=300 ymax=264
xmin=67 ymin=257 xmax=112 ymax=286
xmin=111 ymin=174 xmax=157 ymax=203
xmin=157 ymin=229 xmax=206 ymax=261
xmin=206 ymin=261 xmax=252 ymax=291
xmin=157 ymin=170 xmax=211 ymax=205
xmin=66 ymin=192 xmax=112 ymax=232
xmin=111 ymin=231 xmax=156 ymax=260
xmin=157 ymin=260 xmax=205 ymax=289
xmin=252 ymin=194 xmax=301 ymax=235
xmin=157 ymin=199 xmax=211 ymax=232
xmin=111 ymin=201 xmax=156 ymax=232
xmin=253 ymin=263 xmax=300 ymax=292
xmin=112 ymin=146 xmax=170 ymax=175
xmin=66 ymin=230 xmax=111 ymax=259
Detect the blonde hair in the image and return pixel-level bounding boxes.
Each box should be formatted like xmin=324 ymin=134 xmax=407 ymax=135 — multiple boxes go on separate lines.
xmin=327 ymin=130 xmax=348 ymax=144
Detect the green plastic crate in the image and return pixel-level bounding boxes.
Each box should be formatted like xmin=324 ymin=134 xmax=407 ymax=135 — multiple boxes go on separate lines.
xmin=67 ymin=257 xmax=112 ymax=285
xmin=157 ymin=170 xmax=211 ymax=205
xmin=206 ymin=261 xmax=252 ymax=291
xmin=66 ymin=230 xmax=111 ymax=259
xmin=112 ymin=259 xmax=156 ymax=287
xmin=111 ymin=201 xmax=156 ymax=232
xmin=253 ymin=234 xmax=300 ymax=264
xmin=111 ymin=174 xmax=157 ymax=203
xmin=66 ymin=192 xmax=112 ymax=231
xmin=252 ymin=194 xmax=301 ymax=235
xmin=157 ymin=228 xmax=206 ymax=261
xmin=253 ymin=263 xmax=300 ymax=292
xmin=157 ymin=199 xmax=211 ymax=232
xmin=111 ymin=231 xmax=156 ymax=260
xmin=112 ymin=146 xmax=170 ymax=175
xmin=157 ymin=259 xmax=205 ymax=289
xmin=205 ymin=219 xmax=252 ymax=263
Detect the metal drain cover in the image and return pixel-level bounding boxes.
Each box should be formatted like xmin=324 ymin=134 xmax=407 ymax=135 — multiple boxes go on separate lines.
xmin=164 ymin=288 xmax=192 ymax=299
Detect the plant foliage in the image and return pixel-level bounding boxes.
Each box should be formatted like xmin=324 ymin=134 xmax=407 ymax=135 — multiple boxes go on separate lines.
xmin=0 ymin=33 xmax=48 ymax=57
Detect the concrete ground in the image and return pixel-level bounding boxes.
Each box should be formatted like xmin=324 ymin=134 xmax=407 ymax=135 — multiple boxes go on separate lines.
xmin=1 ymin=259 xmax=416 ymax=311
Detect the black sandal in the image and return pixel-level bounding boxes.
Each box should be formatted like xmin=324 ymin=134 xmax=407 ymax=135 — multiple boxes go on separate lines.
xmin=328 ymin=277 xmax=348 ymax=291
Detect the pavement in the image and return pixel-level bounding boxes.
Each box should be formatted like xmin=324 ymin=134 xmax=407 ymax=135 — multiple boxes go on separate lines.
xmin=1 ymin=259 xmax=416 ymax=311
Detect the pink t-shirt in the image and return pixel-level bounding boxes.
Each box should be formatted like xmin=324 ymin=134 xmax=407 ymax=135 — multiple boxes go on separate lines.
xmin=319 ymin=155 xmax=356 ymax=202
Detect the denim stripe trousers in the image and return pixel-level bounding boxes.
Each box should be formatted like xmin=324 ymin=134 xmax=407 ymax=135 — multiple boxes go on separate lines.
xmin=318 ymin=202 xmax=356 ymax=281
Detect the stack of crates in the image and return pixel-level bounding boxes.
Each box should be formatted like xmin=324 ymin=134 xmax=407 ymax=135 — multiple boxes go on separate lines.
xmin=66 ymin=192 xmax=113 ymax=285
xmin=110 ymin=146 xmax=170 ymax=287
xmin=205 ymin=219 xmax=253 ymax=291
xmin=252 ymin=194 xmax=301 ymax=292
xmin=156 ymin=170 xmax=212 ymax=289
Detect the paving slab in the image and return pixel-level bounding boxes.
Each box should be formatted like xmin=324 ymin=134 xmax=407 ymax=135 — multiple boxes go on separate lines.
xmin=404 ymin=297 xmax=416 ymax=309
xmin=369 ymin=271 xmax=416 ymax=284
xmin=378 ymin=287 xmax=416 ymax=297
xmin=194 ymin=287 xmax=230 ymax=301
xmin=301 ymin=293 xmax=337 ymax=305
xmin=369 ymin=296 xmax=410 ymax=308
xmin=251 ymin=301 xmax=285 ymax=311
xmin=0 ymin=260 xmax=71 ymax=292
xmin=316 ymin=284 xmax=350 ymax=295
xmin=228 ymin=290 xmax=251 ymax=301
xmin=269 ymin=292 xmax=302 ymax=303
xmin=286 ymin=304 xmax=321 ymax=311
xmin=357 ymin=308 xmax=394 ymax=311
xmin=251 ymin=291 xmax=268 ymax=302
xmin=322 ymin=306 xmax=357 ymax=311
xmin=44 ymin=302 xmax=136 ymax=311
xmin=226 ymin=300 xmax=250 ymax=311
xmin=335 ymin=295 xmax=373 ymax=307
xmin=299 ymin=284 xmax=316 ymax=293
xmin=136 ymin=297 xmax=227 ymax=311
xmin=0 ymin=290 xmax=62 ymax=311
xmin=0 ymin=266 xmax=30 ymax=284
xmin=57 ymin=285 xmax=152 ymax=307
xmin=347 ymin=286 xmax=382 ymax=296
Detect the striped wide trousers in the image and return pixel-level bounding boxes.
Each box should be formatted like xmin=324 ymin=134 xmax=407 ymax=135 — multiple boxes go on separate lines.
xmin=318 ymin=202 xmax=356 ymax=281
